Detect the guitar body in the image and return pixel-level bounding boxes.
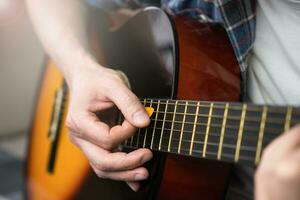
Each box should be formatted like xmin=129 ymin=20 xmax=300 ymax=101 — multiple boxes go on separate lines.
xmin=26 ymin=8 xmax=240 ymax=200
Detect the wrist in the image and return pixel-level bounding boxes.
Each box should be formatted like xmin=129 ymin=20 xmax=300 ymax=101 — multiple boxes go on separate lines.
xmin=59 ymin=51 xmax=104 ymax=88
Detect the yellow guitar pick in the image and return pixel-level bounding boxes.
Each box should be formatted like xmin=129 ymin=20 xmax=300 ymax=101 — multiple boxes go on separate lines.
xmin=145 ymin=107 xmax=154 ymax=117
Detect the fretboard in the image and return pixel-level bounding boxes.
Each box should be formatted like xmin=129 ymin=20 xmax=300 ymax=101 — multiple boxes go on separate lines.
xmin=123 ymin=99 xmax=300 ymax=165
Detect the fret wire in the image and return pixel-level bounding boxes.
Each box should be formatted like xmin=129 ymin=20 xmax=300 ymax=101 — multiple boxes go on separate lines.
xmin=149 ymin=110 xmax=286 ymax=125
xmin=132 ymin=132 xmax=258 ymax=152
xmin=172 ymin=137 xmax=256 ymax=152
xmin=284 ymin=106 xmax=293 ymax=132
xmin=255 ymin=106 xmax=268 ymax=165
xmin=130 ymin=132 xmax=134 ymax=146
xmin=168 ymin=100 xmax=178 ymax=152
xmin=178 ymin=101 xmax=188 ymax=154
xmin=191 ymin=149 xmax=254 ymax=163
xmin=189 ymin=102 xmax=200 ymax=155
xmin=124 ymin=142 xmax=254 ymax=163
xmin=143 ymin=99 xmax=153 ymax=147
xmin=125 ymin=127 xmax=279 ymax=164
xmin=159 ymin=100 xmax=168 ymax=151
xmin=203 ymin=103 xmax=214 ymax=158
xmin=136 ymin=129 xmax=141 ymax=148
xmin=148 ymin=118 xmax=282 ymax=134
xmin=127 ymin=136 xmax=256 ymax=155
xmin=235 ymin=104 xmax=247 ymax=162
xmin=141 ymin=99 xmax=300 ymax=115
xmin=218 ymin=103 xmax=229 ymax=160
xmin=146 ymin=126 xmax=258 ymax=141
xmin=136 ymin=99 xmax=147 ymax=148
xmin=150 ymin=100 xmax=160 ymax=149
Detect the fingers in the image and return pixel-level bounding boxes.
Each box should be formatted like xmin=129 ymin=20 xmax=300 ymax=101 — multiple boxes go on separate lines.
xmin=73 ymin=137 xmax=153 ymax=171
xmin=266 ymin=125 xmax=300 ymax=156
xmin=70 ymin=137 xmax=152 ymax=183
xmin=108 ymin=120 xmax=137 ymax=145
xmin=92 ymin=166 xmax=149 ymax=182
xmin=109 ymin=84 xmax=150 ymax=127
xmin=67 ymin=111 xmax=140 ymax=149
xmin=275 ymin=149 xmax=300 ymax=181
xmin=66 ymin=112 xmax=110 ymax=148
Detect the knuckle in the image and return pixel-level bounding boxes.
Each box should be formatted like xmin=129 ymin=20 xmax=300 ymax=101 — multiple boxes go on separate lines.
xmin=102 ymin=143 xmax=114 ymax=151
xmin=98 ymin=161 xmax=110 ymax=171
xmin=275 ymin=163 xmax=299 ymax=182
xmin=66 ymin=114 xmax=77 ymax=130
xmin=70 ymin=129 xmax=83 ymax=139
xmin=67 ymin=132 xmax=78 ymax=146
xmin=93 ymin=158 xmax=111 ymax=171
xmin=66 ymin=114 xmax=84 ymax=138
xmin=66 ymin=115 xmax=75 ymax=130
xmin=111 ymin=72 xmax=124 ymax=84
xmin=95 ymin=170 xmax=107 ymax=179
xmin=128 ymin=100 xmax=142 ymax=113
xmin=103 ymin=71 xmax=124 ymax=89
xmin=101 ymin=136 xmax=115 ymax=150
xmin=122 ymin=157 xmax=138 ymax=170
xmin=122 ymin=97 xmax=141 ymax=115
xmin=93 ymin=160 xmax=104 ymax=171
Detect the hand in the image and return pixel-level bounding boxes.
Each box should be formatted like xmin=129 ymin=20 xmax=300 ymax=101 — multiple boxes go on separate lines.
xmin=255 ymin=125 xmax=300 ymax=200
xmin=65 ymin=63 xmax=152 ymax=191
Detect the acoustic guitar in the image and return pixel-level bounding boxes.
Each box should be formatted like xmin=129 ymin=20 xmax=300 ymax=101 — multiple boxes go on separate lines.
xmin=25 ymin=7 xmax=300 ymax=200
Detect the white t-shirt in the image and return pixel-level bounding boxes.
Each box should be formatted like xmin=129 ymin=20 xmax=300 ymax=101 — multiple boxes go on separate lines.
xmin=228 ymin=1 xmax=300 ymax=200
xmin=248 ymin=0 xmax=300 ymax=106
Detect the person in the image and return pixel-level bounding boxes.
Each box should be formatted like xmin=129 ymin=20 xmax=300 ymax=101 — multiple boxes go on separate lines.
xmin=26 ymin=0 xmax=300 ymax=199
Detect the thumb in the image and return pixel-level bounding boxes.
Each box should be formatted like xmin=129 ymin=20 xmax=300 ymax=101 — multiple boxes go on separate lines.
xmin=109 ymin=84 xmax=150 ymax=128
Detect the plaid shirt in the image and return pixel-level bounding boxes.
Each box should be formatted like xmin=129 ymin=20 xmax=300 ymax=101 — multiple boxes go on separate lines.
xmin=88 ymin=0 xmax=256 ymax=88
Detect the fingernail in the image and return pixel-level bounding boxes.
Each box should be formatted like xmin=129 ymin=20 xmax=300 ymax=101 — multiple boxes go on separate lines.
xmin=127 ymin=182 xmax=140 ymax=192
xmin=133 ymin=111 xmax=149 ymax=125
xmin=134 ymin=173 xmax=146 ymax=181
xmin=141 ymin=154 xmax=153 ymax=164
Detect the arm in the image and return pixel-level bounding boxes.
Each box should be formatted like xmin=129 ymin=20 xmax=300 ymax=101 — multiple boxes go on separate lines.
xmin=26 ymin=0 xmax=91 ymax=83
xmin=26 ymin=0 xmax=152 ymax=191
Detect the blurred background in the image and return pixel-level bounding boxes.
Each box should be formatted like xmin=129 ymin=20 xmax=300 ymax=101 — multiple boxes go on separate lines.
xmin=0 ymin=0 xmax=45 ymax=199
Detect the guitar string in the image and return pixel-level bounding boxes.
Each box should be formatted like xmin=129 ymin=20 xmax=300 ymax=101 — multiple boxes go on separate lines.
xmin=124 ymin=136 xmax=256 ymax=163
xmin=138 ymin=131 xmax=258 ymax=152
xmin=140 ymin=99 xmax=300 ymax=115
xmin=123 ymin=143 xmax=254 ymax=163
xmin=142 ymin=125 xmax=274 ymax=143
xmin=146 ymin=107 xmax=299 ymax=126
xmin=124 ymin=111 xmax=284 ymax=153
xmin=129 ymin=127 xmax=274 ymax=153
xmin=148 ymin=118 xmax=285 ymax=134
xmin=125 ymin=121 xmax=270 ymax=163
xmin=150 ymin=110 xmax=290 ymax=125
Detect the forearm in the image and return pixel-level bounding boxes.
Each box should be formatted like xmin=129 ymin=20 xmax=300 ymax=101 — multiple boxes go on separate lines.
xmin=26 ymin=0 xmax=98 ymax=83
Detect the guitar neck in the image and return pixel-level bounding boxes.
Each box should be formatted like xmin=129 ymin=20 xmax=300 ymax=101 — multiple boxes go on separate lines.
xmin=124 ymin=99 xmax=300 ymax=165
